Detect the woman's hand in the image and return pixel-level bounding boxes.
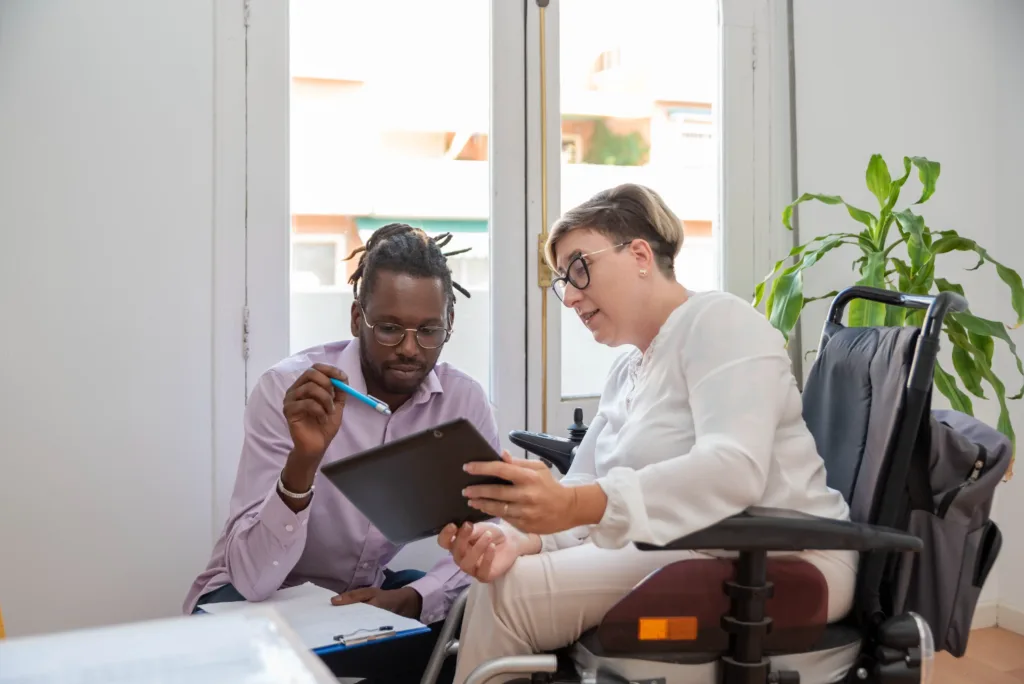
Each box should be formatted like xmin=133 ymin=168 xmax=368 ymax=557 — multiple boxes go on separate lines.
xmin=438 ymin=522 xmax=520 ymax=582
xmin=462 ymin=452 xmax=581 ymax=535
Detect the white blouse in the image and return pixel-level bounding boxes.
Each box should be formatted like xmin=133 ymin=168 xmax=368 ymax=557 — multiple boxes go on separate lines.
xmin=542 ymin=290 xmax=852 ymax=552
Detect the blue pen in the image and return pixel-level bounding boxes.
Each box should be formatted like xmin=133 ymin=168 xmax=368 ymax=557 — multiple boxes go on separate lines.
xmin=330 ymin=378 xmax=392 ymax=416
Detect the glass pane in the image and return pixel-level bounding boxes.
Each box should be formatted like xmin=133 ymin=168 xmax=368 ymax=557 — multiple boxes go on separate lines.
xmin=289 ymin=0 xmax=492 ymax=396
xmin=291 ymin=242 xmax=339 ymax=288
xmin=558 ymin=0 xmax=720 ymax=398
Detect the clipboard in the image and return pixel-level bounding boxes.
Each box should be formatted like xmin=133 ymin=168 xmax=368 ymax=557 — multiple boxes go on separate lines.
xmin=314 ymin=624 xmax=432 ymax=655
xmin=197 ymin=583 xmax=431 ymax=654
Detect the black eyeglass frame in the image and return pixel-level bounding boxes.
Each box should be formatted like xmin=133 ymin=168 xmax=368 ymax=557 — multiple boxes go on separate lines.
xmin=359 ymin=306 xmax=452 ymax=349
xmin=550 ymin=241 xmax=630 ymax=302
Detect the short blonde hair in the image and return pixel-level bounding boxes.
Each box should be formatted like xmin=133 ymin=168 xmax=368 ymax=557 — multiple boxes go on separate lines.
xmin=544 ymin=183 xmax=684 ymax=275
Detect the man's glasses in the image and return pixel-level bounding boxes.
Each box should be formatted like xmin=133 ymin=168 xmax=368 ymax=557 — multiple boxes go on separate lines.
xmin=551 ymin=242 xmax=629 ymax=302
xmin=361 ymin=308 xmax=451 ymax=349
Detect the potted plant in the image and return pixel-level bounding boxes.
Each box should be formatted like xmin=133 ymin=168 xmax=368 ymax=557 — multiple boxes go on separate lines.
xmin=755 ymin=155 xmax=1023 ymax=476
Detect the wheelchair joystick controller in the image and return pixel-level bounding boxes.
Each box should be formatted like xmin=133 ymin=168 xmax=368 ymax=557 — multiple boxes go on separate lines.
xmin=568 ymin=407 xmax=588 ymax=444
xmin=507 ymin=409 xmax=587 ymax=476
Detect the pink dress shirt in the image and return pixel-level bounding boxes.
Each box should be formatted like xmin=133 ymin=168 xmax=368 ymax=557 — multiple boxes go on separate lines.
xmin=183 ymin=338 xmax=499 ymax=624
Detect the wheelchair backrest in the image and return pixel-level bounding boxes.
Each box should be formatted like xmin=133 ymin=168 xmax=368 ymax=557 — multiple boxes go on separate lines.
xmin=800 ymin=322 xmax=934 ymax=625
xmin=801 ymin=323 xmax=925 ymax=526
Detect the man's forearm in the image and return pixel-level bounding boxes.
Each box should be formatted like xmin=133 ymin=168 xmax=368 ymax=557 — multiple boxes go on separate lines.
xmin=279 ymin=451 xmax=319 ymax=513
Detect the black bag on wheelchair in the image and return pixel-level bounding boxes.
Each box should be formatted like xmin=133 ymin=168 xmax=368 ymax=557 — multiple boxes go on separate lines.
xmin=892 ymin=409 xmax=1008 ymax=657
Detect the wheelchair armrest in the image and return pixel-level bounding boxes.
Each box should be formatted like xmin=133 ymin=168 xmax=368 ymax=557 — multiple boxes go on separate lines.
xmin=508 ymin=430 xmax=576 ymax=474
xmin=634 ymin=507 xmax=922 ymax=553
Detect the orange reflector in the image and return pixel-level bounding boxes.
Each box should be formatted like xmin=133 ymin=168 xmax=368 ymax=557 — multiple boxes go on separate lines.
xmin=638 ymin=617 xmax=698 ymax=641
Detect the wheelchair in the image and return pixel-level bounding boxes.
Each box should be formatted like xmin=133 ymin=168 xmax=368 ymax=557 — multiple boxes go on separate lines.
xmin=420 ymin=286 xmax=989 ymax=684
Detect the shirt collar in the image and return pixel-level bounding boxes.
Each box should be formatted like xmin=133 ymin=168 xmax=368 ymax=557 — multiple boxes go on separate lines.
xmin=338 ymin=338 xmax=444 ymax=407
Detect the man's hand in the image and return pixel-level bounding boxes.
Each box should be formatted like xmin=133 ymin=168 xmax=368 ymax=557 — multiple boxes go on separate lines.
xmin=330 ymin=587 xmax=423 ymax=619
xmin=279 ymin=364 xmax=348 ymax=507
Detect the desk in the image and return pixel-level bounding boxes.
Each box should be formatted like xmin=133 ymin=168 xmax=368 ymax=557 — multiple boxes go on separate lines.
xmin=0 ymin=607 xmax=338 ymax=683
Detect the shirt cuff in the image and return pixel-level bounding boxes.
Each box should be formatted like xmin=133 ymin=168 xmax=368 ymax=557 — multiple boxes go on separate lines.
xmin=589 ymin=469 xmax=636 ymax=549
xmin=406 ymin=573 xmax=445 ymax=625
xmin=257 ymin=484 xmax=312 ymax=546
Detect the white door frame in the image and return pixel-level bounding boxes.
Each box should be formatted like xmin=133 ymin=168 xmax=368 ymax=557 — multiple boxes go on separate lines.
xmin=489 ymin=0 xmax=530 ymax=451
xmin=525 ymin=0 xmax=796 ymax=436
xmin=211 ymin=0 xmax=250 ymax=535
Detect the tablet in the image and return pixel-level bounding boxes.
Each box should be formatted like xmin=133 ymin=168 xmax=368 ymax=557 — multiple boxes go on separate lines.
xmin=319 ymin=418 xmax=509 ymax=545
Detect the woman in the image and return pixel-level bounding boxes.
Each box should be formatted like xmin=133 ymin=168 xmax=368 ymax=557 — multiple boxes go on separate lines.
xmin=437 ymin=183 xmax=857 ymax=683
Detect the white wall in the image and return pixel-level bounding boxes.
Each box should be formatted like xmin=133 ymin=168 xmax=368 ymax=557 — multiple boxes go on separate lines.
xmin=0 ymin=0 xmax=243 ymax=636
xmin=792 ymin=0 xmax=1024 ymax=616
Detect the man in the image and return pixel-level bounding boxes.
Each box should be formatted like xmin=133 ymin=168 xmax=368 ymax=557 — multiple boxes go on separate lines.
xmin=184 ymin=224 xmax=497 ymax=682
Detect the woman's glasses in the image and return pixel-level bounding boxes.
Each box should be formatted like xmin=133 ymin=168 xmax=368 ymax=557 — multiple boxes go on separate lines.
xmin=550 ymin=242 xmax=629 ymax=302
xmin=361 ymin=308 xmax=451 ymax=349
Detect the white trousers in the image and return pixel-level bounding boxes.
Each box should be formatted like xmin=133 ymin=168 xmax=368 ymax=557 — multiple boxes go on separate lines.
xmin=453 ymin=543 xmax=858 ymax=684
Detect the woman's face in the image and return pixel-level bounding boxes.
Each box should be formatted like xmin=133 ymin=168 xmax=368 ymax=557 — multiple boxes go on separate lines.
xmin=553 ymin=229 xmax=643 ymax=347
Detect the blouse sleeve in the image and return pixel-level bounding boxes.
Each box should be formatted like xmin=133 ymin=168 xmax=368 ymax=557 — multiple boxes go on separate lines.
xmin=589 ymin=296 xmax=792 ymax=549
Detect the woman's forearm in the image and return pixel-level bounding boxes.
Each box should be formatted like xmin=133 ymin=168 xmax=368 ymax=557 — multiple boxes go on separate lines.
xmin=500 ymin=523 xmax=542 ymax=556
xmin=519 ymin=533 xmax=543 ymax=556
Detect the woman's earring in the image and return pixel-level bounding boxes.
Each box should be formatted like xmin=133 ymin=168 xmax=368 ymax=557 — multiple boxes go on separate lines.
xmin=639 ymin=269 xmax=648 ymax=277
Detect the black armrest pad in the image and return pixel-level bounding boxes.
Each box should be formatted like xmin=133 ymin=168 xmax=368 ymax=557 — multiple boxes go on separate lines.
xmin=635 ymin=507 xmax=922 ymax=553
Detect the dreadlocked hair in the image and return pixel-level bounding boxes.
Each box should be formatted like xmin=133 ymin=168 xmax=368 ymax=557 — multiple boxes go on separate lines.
xmin=343 ymin=223 xmax=472 ymax=316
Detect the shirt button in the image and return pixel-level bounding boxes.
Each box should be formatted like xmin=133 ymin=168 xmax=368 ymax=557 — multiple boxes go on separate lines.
xmin=302 ymin=520 xmax=308 ymax=526
xmin=285 ymin=524 xmax=294 ymax=532
xmin=272 ymin=561 xmax=279 ymax=567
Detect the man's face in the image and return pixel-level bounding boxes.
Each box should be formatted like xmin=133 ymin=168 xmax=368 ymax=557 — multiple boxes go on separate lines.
xmin=351 ymin=270 xmax=452 ymax=396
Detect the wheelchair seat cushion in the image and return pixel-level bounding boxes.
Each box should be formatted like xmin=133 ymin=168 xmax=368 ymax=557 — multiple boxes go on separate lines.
xmin=594 ymin=558 xmax=849 ymax=656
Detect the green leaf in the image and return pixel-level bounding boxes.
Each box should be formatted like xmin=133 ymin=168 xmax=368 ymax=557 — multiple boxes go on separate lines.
xmin=891 ymin=258 xmax=913 ymax=283
xmin=909 ymin=156 xmax=941 ymax=205
xmin=848 ymin=251 xmax=887 ymax=327
xmin=804 ymin=290 xmax=840 ymax=305
xmin=932 ymin=233 xmax=1024 ymax=325
xmin=782 ymin=193 xmax=876 ymax=233
xmin=753 ymin=233 xmax=859 ymax=307
xmin=893 ymin=209 xmax=930 ymax=270
xmin=882 ymin=157 xmax=913 ymax=214
xmin=952 ymin=343 xmax=986 ymax=398
xmin=911 ymin=255 xmax=936 ymax=295
xmin=944 ymin=328 xmax=1015 ymax=450
xmin=994 ymin=261 xmax=1024 ymax=327
xmin=846 ymin=204 xmax=878 ymax=232
xmin=951 ymin=312 xmax=1024 ymax=400
xmin=884 ymin=305 xmax=907 ymax=327
xmin=932 ymin=235 xmax=976 ymax=255
xmin=971 ymin=331 xmax=995 ymax=366
xmin=934 ymin=362 xmax=974 ymax=414
xmin=765 ymin=237 xmax=848 ymax=338
xmin=766 ymin=271 xmax=804 ymax=340
xmin=866 ymin=154 xmax=892 ymax=207
xmin=935 ymin=277 xmax=965 ymax=296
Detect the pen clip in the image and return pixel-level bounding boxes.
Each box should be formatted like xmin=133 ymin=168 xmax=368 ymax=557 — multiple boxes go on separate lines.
xmin=335 ymin=628 xmax=396 ymax=646
xmin=332 ymin=626 xmax=396 ymax=646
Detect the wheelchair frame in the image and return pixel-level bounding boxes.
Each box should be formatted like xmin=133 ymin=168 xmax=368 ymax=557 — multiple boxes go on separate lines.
xmin=421 ymin=286 xmax=968 ymax=684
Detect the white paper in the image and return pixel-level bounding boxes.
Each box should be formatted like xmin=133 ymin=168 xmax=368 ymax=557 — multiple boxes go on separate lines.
xmin=0 ymin=607 xmax=338 ymax=684
xmin=198 ymin=582 xmax=427 ymax=650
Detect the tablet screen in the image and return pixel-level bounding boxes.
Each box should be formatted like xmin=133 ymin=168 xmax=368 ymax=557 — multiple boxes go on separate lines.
xmin=319 ymin=418 xmax=508 ymax=544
